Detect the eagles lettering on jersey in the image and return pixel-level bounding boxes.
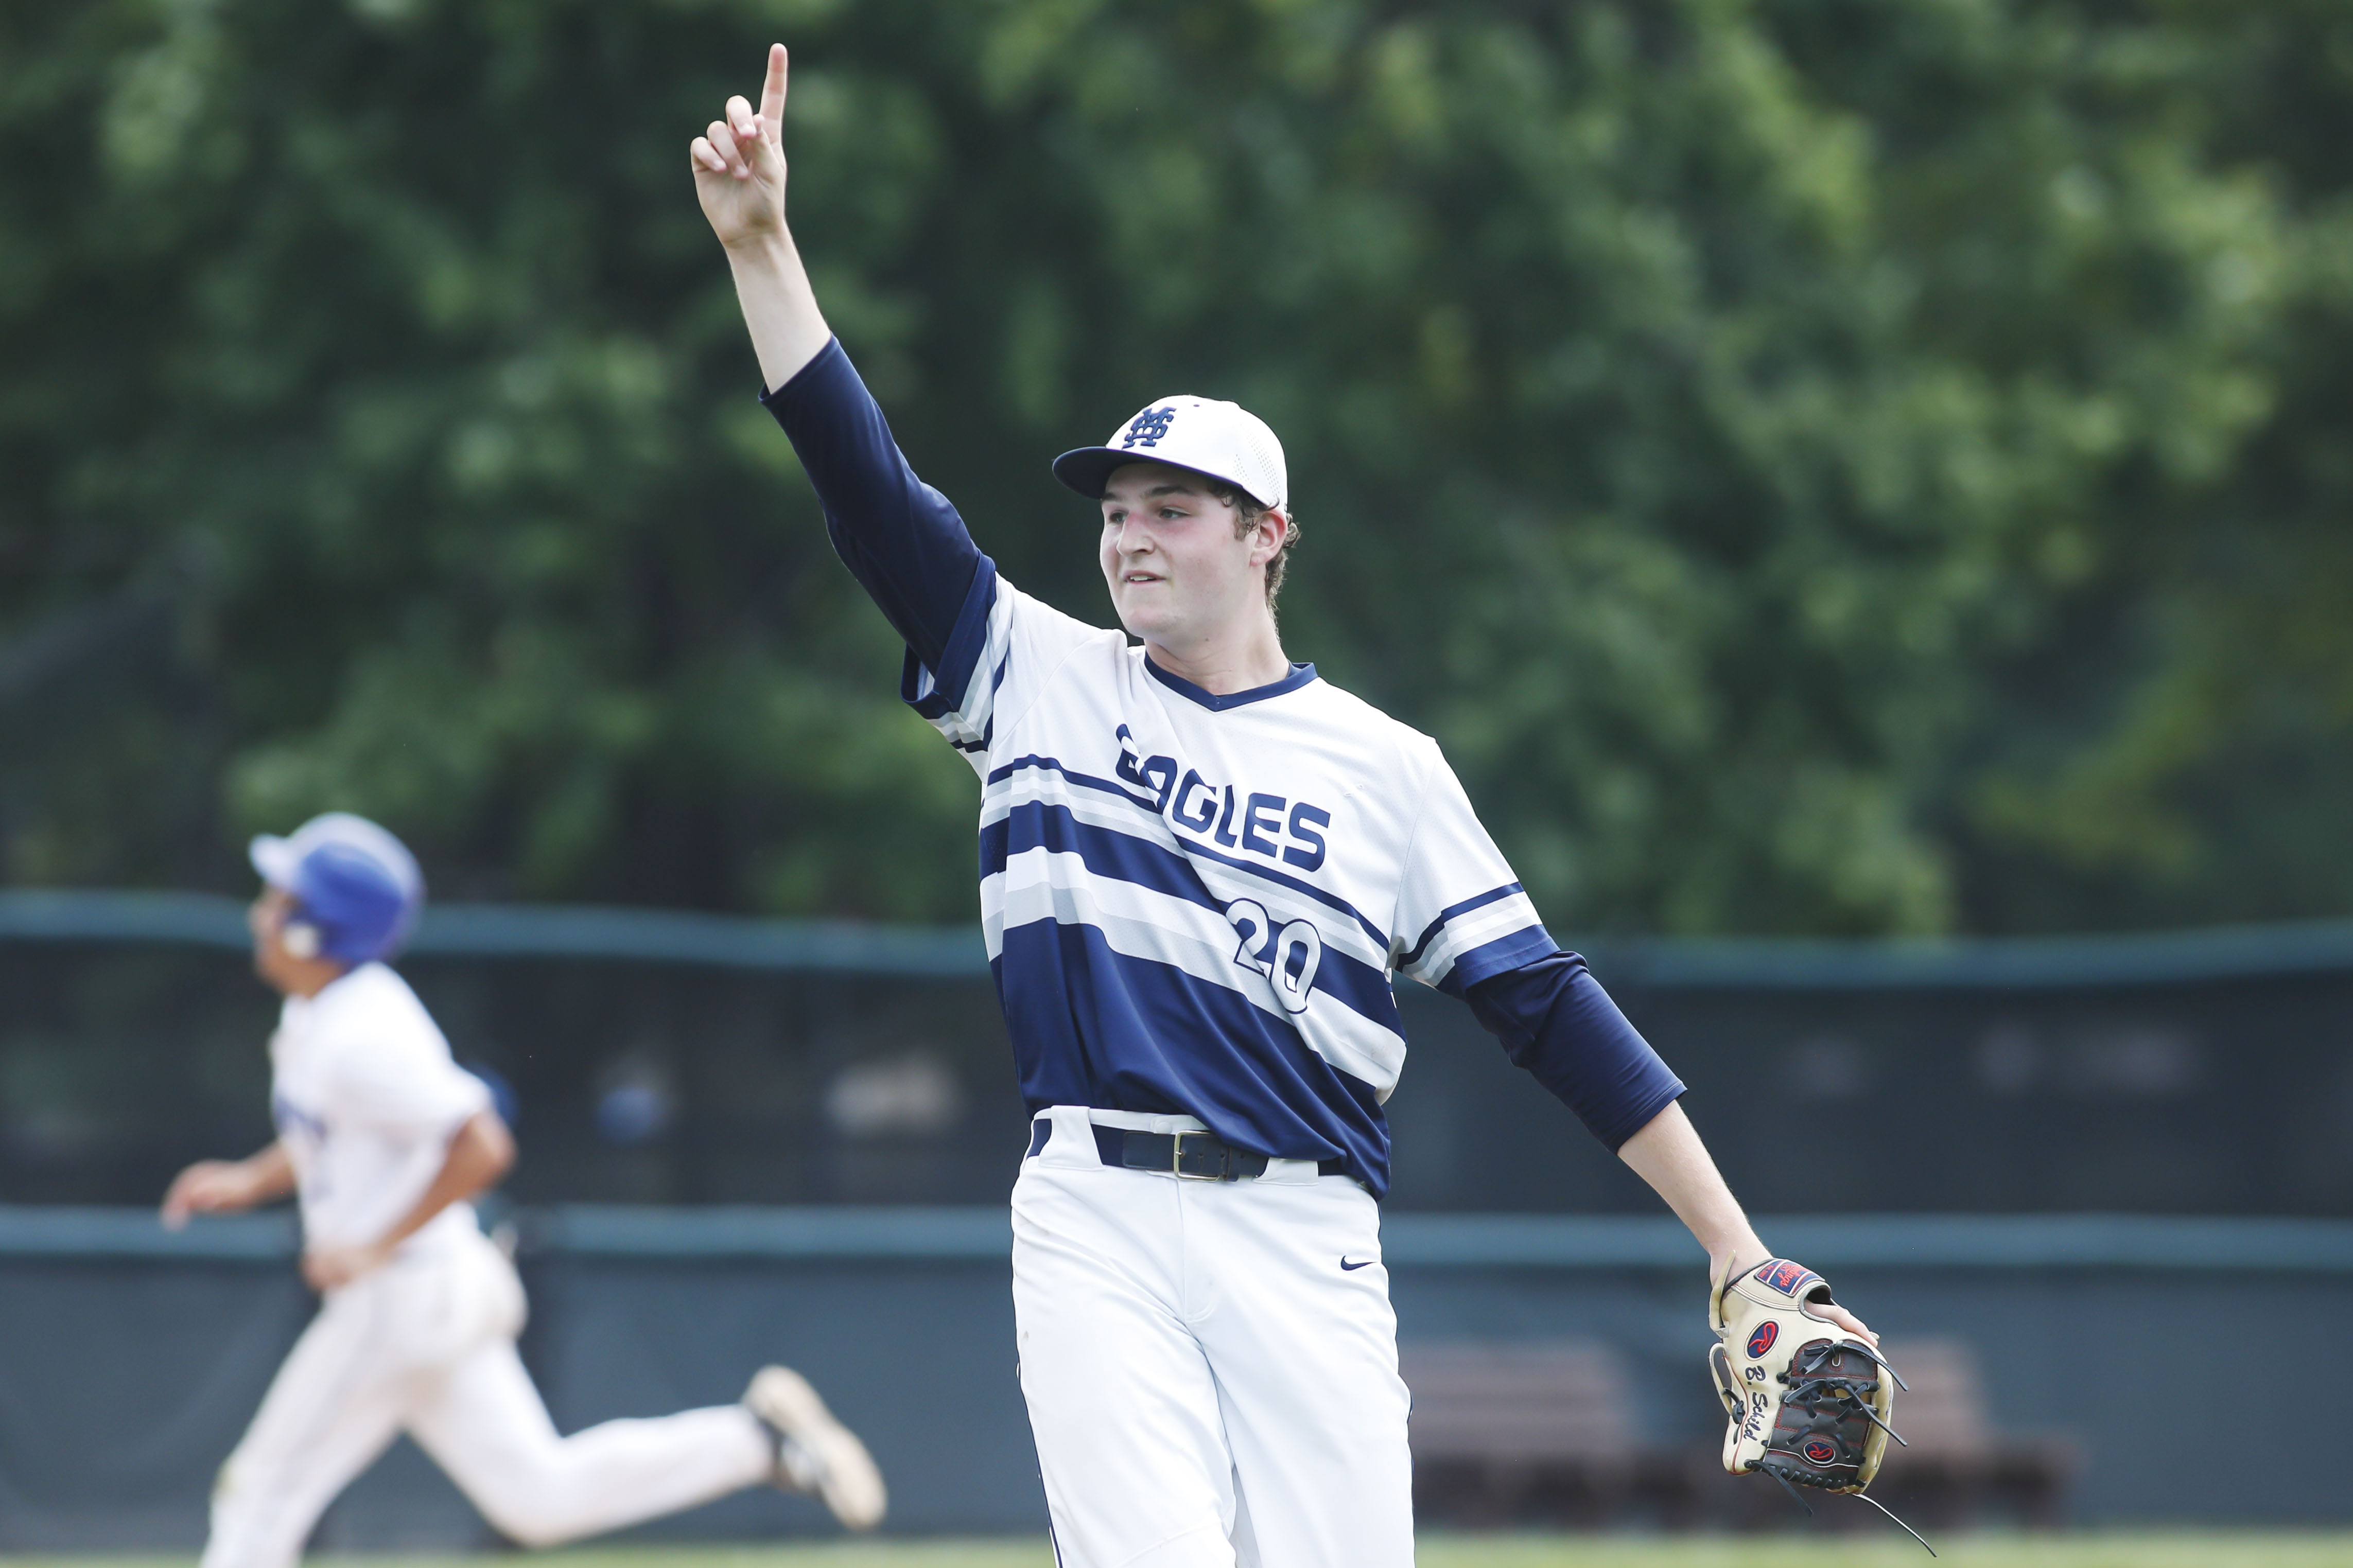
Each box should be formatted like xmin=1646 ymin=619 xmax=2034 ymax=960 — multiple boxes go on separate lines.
xmin=1113 ymin=725 xmax=1333 ymax=873
xmin=765 ymin=339 xmax=1685 ymax=1196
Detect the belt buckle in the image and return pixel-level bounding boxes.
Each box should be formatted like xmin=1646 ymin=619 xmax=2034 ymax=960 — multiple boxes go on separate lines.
xmin=1171 ymin=1131 xmax=1226 ymax=1181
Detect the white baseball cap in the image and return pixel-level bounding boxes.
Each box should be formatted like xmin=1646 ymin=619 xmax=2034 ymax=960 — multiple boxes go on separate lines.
xmin=1053 ymin=396 xmax=1288 ymax=513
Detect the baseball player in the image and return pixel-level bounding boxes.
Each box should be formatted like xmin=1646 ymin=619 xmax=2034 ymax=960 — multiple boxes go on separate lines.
xmin=691 ymin=46 xmax=1877 ymax=1565
xmin=160 ymin=812 xmax=884 ymax=1568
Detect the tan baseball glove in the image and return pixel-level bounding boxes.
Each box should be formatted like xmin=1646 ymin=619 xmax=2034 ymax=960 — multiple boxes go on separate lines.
xmin=1707 ymin=1256 xmax=1932 ymax=1552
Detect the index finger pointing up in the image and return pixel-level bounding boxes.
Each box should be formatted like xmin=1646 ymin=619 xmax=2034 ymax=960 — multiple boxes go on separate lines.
xmin=760 ymin=43 xmax=788 ymax=130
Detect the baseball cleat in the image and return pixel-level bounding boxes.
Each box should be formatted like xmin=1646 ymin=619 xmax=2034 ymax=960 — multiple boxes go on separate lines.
xmin=743 ymin=1364 xmax=886 ymax=1530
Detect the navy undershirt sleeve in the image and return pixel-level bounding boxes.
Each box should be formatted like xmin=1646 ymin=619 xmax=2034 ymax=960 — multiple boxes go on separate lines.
xmin=1462 ymin=949 xmax=1685 ymax=1152
xmin=760 ymin=338 xmax=983 ymax=675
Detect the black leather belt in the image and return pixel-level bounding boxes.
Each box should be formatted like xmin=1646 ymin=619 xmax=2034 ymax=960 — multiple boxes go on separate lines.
xmin=1095 ymin=1125 xmax=1273 ymax=1180
xmin=1025 ymin=1118 xmax=1345 ymax=1182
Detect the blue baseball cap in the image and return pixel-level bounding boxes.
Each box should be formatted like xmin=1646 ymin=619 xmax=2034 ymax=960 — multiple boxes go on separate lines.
xmin=249 ymin=813 xmax=425 ymax=964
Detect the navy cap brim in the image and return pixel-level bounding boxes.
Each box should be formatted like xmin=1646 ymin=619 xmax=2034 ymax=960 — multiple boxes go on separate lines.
xmin=1051 ymin=447 xmax=1272 ymax=507
xmin=1051 ymin=446 xmax=1142 ymax=500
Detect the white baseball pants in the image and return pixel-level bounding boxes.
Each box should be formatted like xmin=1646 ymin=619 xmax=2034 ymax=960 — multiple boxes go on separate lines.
xmin=1013 ymin=1107 xmax=1414 ymax=1568
xmin=203 ymin=1228 xmax=772 ymax=1568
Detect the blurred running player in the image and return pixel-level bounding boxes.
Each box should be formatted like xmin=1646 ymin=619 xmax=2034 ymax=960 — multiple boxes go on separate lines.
xmin=161 ymin=813 xmax=883 ymax=1567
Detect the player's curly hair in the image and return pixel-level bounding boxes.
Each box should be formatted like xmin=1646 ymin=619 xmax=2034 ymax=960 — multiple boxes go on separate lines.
xmin=1212 ymin=485 xmax=1301 ymax=611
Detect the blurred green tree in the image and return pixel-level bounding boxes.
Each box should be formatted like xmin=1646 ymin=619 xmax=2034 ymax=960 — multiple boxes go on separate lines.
xmin=1934 ymin=1 xmax=2353 ymax=931
xmin=0 ymin=0 xmax=2340 ymax=934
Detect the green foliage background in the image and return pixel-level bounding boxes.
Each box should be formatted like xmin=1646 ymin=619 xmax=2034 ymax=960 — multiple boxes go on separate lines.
xmin=3 ymin=0 xmax=2350 ymax=936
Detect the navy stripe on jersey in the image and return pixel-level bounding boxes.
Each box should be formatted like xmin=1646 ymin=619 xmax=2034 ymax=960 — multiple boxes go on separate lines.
xmin=984 ymin=801 xmax=1404 ymax=1031
xmin=1401 ymin=883 xmax=1529 ymax=968
xmin=989 ymin=753 xmax=1158 ymax=814
xmin=902 ymin=554 xmax=1003 ymax=720
xmin=987 ymin=754 xmax=1394 ymax=951
xmin=994 ymin=918 xmax=1392 ymax=1192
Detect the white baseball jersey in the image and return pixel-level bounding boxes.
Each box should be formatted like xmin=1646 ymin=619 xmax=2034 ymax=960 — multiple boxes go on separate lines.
xmin=267 ymin=961 xmax=489 ymax=1257
xmin=909 ymin=567 xmax=1552 ymax=1193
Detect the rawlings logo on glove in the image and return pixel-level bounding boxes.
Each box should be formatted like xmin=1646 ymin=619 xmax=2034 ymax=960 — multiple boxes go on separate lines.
xmin=1707 ymin=1256 xmax=1935 ymax=1555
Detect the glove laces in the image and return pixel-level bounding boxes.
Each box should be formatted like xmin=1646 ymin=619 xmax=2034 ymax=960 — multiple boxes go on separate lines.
xmin=1760 ymin=1339 xmax=1936 ymax=1557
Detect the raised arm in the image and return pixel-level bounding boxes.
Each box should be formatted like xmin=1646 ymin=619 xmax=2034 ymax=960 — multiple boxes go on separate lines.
xmin=690 ymin=45 xmax=984 ymax=678
xmin=691 ymin=44 xmax=830 ymax=393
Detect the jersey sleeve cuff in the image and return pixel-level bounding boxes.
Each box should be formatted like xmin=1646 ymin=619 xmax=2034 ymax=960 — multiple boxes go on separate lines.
xmin=902 ymin=555 xmax=1003 ymax=749
xmin=1435 ymin=922 xmax=1560 ymax=997
xmin=757 ymin=335 xmax=847 ymax=411
xmin=1595 ymin=1081 xmax=1687 ymax=1155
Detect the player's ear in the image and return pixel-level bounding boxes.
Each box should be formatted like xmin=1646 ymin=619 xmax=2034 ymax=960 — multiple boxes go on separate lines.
xmin=1249 ymin=508 xmax=1289 ymax=566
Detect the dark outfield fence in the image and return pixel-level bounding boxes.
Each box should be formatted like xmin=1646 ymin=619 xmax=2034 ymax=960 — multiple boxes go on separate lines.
xmin=4 ymin=895 xmax=2352 ymax=1541
xmin=5 ymin=1206 xmax=2351 ymax=1544
xmin=5 ymin=891 xmax=2353 ymax=1214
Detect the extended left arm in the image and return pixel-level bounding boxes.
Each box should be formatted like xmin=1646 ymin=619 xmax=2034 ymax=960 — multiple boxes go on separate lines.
xmin=303 ymin=1108 xmax=516 ymax=1291
xmin=1615 ymin=1099 xmax=1767 ymax=1279
xmin=1616 ymin=1100 xmax=1874 ymax=1342
xmin=1465 ymin=953 xmax=1874 ymax=1342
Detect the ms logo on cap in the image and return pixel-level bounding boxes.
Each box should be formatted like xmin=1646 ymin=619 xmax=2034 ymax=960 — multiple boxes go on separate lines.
xmin=1121 ymin=407 xmax=1177 ymax=449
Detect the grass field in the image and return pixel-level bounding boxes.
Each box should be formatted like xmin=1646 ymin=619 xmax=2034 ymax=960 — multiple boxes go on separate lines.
xmin=11 ymin=1540 xmax=2351 ymax=1568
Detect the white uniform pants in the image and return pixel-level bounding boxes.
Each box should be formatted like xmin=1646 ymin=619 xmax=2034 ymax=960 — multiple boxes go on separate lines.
xmin=1013 ymin=1107 xmax=1414 ymax=1568
xmin=203 ymin=1228 xmax=771 ymax=1568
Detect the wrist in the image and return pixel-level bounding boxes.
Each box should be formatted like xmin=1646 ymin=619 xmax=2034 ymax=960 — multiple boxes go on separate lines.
xmin=722 ymin=228 xmax=796 ymax=270
xmin=1706 ymin=1231 xmax=1769 ymax=1282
